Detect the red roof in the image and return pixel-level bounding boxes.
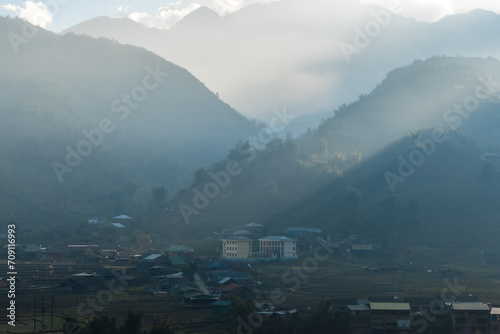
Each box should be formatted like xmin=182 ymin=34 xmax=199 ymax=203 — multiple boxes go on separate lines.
xmin=218 ymin=283 xmax=248 ymax=292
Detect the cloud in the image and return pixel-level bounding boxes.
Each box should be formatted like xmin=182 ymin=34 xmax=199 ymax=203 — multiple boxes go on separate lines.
xmin=117 ymin=0 xmax=280 ymax=29
xmin=360 ymin=0 xmax=500 ymax=22
xmin=2 ymin=1 xmax=53 ymax=28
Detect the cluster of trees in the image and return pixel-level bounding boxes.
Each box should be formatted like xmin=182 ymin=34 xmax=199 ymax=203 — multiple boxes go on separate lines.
xmin=65 ymin=312 xmax=176 ymax=334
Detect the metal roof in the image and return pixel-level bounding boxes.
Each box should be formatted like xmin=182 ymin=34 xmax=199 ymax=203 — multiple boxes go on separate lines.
xmin=370 ymin=302 xmax=411 ymax=311
xmin=491 ymin=307 xmax=500 ymax=315
xmin=348 ymin=305 xmax=370 ymax=311
xmin=113 ymin=215 xmax=132 ymax=219
xmin=144 ymin=254 xmax=162 ymax=260
xmin=168 ymin=245 xmax=193 ymax=252
xmin=222 ymin=236 xmax=253 ymax=241
xmin=218 ymin=277 xmax=233 ymax=284
xmin=451 ymin=303 xmax=491 ymax=311
xmin=259 ymin=236 xmax=296 ymax=241
xmin=285 ymin=227 xmax=322 ymax=233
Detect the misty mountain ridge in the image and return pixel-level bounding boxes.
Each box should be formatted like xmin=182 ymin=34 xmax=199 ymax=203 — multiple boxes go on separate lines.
xmin=164 ymin=56 xmax=500 ymax=250
xmin=0 ymin=16 xmax=257 ymax=223
xmin=64 ymin=1 xmax=500 ymax=122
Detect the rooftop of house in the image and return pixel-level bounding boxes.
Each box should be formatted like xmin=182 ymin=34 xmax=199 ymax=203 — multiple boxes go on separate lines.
xmin=370 ymin=302 xmax=411 ymax=311
xmin=259 ymin=236 xmax=297 ymax=241
xmin=348 ymin=304 xmax=370 ymax=311
xmin=167 ymin=245 xmax=193 ymax=252
xmin=451 ymin=303 xmax=491 ymax=311
xmin=285 ymin=227 xmax=322 ymax=233
xmin=491 ymin=307 xmax=500 ymax=315
xmin=143 ymin=254 xmax=163 ymax=261
xmin=221 ymin=236 xmax=253 ymax=241
xmin=113 ymin=215 xmax=132 ymax=219
xmin=169 ymin=256 xmax=187 ymax=265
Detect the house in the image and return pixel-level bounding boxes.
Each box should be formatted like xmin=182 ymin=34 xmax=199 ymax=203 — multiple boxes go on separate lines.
xmin=370 ymin=302 xmax=411 ymax=334
xmin=211 ymin=300 xmax=232 ymax=315
xmin=259 ymin=236 xmax=297 ymax=259
xmin=88 ymin=217 xmax=105 ymax=224
xmin=182 ymin=291 xmax=219 ymax=308
xmin=347 ymin=304 xmax=371 ymax=334
xmin=256 ymin=303 xmax=298 ymax=319
xmin=218 ymin=277 xmax=238 ymax=286
xmin=351 ymin=244 xmax=373 ymax=255
xmin=21 ymin=244 xmax=42 ymax=259
xmin=169 ymin=255 xmax=187 ymax=266
xmin=165 ymin=245 xmax=194 ymax=254
xmin=244 ymin=223 xmax=264 ymax=234
xmin=218 ymin=283 xmax=252 ymax=299
xmin=210 ymin=271 xmax=253 ymax=287
xmin=58 ymin=277 xmax=92 ymax=292
xmin=143 ymin=254 xmax=165 ymax=262
xmin=111 ymin=223 xmax=126 ymax=228
xmin=113 ymin=214 xmax=132 ymax=220
xmin=207 ymin=262 xmax=229 ymax=271
xmin=221 ymin=236 xmax=253 ymax=260
xmin=450 ymin=302 xmax=490 ymax=334
xmin=491 ymin=307 xmax=500 ymax=334
xmin=284 ymin=227 xmax=322 ymax=238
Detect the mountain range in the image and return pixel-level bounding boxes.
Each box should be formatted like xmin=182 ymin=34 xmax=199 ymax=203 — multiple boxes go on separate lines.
xmin=164 ymin=56 xmax=500 ymax=250
xmin=0 ymin=16 xmax=256 ymax=224
xmin=64 ymin=1 xmax=500 ymax=122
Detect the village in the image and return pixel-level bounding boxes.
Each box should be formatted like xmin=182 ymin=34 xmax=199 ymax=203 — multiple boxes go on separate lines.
xmin=1 ymin=216 xmax=500 ymax=334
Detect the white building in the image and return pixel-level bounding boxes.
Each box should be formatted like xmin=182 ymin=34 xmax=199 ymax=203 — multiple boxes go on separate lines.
xmin=221 ymin=236 xmax=253 ymax=260
xmin=258 ymin=236 xmax=297 ymax=259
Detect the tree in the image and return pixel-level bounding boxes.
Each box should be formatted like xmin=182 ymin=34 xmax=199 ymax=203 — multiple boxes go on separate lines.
xmin=135 ymin=233 xmax=152 ymax=253
xmin=84 ymin=315 xmax=119 ymax=334
xmin=344 ymin=187 xmax=362 ymax=218
xmin=482 ymin=161 xmax=496 ymax=184
xmin=119 ymin=311 xmax=143 ymax=334
xmin=152 ymin=186 xmax=168 ymax=208
xmin=192 ymin=167 xmax=209 ymax=186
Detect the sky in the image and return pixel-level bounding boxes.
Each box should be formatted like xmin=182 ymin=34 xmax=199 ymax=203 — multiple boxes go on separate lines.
xmin=3 ymin=0 xmax=500 ymax=32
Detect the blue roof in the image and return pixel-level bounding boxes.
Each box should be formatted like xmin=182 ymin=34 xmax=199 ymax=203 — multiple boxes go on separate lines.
xmin=144 ymin=254 xmax=162 ymax=260
xmin=259 ymin=236 xmax=296 ymax=241
xmin=222 ymin=236 xmax=253 ymax=241
xmin=285 ymin=227 xmax=322 ymax=233
xmin=212 ymin=300 xmax=232 ymax=307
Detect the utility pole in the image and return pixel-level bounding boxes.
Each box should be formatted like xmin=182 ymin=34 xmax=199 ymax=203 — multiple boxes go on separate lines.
xmin=33 ymin=296 xmax=36 ymax=333
xmin=41 ymin=294 xmax=45 ymax=330
xmin=51 ymin=293 xmax=54 ymax=328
